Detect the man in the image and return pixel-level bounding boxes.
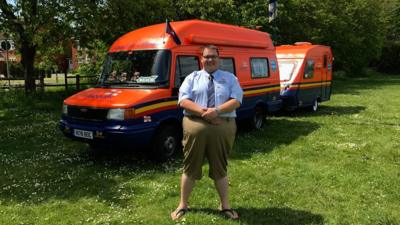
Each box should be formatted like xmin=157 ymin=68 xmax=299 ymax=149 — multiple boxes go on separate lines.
xmin=171 ymin=45 xmax=243 ymax=220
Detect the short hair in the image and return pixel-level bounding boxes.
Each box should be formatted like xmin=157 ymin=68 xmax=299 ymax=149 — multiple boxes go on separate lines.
xmin=201 ymin=45 xmax=219 ymax=56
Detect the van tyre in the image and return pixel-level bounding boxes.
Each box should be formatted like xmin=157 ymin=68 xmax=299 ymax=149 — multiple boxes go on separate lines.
xmin=252 ymin=106 xmax=266 ymax=130
xmin=152 ymin=125 xmax=181 ymax=161
xmin=311 ymin=99 xmax=318 ymax=112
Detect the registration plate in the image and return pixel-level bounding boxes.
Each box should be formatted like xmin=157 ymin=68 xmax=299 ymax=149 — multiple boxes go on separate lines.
xmin=73 ymin=129 xmax=93 ymax=139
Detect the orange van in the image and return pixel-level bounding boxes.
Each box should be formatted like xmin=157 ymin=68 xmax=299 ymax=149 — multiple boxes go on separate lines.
xmin=276 ymin=42 xmax=333 ymax=111
xmin=60 ymin=20 xmax=282 ymax=160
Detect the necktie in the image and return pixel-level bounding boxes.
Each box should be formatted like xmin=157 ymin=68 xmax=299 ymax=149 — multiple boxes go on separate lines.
xmin=207 ymin=73 xmax=215 ymax=107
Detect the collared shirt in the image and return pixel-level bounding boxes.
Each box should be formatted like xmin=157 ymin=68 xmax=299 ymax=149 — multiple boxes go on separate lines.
xmin=178 ymin=69 xmax=243 ymax=117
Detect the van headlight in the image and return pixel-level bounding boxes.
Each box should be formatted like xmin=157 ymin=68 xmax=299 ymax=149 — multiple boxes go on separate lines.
xmin=107 ymin=108 xmax=135 ymax=120
xmin=62 ymin=104 xmax=68 ymax=115
xmin=107 ymin=108 xmax=125 ymax=120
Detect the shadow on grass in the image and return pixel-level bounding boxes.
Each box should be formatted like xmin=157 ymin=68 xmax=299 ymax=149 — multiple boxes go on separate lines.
xmin=278 ymin=105 xmax=366 ymax=118
xmin=0 ymin=138 xmax=182 ymax=206
xmin=233 ymin=119 xmax=320 ymax=159
xmin=188 ymin=207 xmax=324 ymax=225
xmin=237 ymin=207 xmax=324 ymax=225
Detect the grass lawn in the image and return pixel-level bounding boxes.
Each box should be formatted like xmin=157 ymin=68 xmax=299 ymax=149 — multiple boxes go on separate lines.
xmin=0 ymin=71 xmax=399 ymax=225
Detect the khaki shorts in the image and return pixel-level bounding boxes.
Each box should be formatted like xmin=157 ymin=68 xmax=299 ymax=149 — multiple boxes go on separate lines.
xmin=182 ymin=116 xmax=236 ymax=180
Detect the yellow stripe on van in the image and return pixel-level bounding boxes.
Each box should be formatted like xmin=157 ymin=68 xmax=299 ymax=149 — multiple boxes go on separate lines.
xmin=244 ymin=86 xmax=281 ymax=96
xmin=299 ymin=81 xmax=331 ymax=89
xmin=135 ymin=100 xmax=178 ymax=114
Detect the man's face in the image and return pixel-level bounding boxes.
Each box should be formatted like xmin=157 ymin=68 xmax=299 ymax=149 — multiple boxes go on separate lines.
xmin=201 ymin=48 xmax=219 ymax=73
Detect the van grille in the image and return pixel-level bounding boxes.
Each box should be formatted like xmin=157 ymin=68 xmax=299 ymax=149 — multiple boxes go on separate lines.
xmin=68 ymin=106 xmax=108 ymax=121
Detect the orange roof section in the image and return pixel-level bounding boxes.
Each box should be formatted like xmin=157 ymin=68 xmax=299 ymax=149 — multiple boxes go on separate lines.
xmin=109 ymin=20 xmax=274 ymax=52
xmin=276 ymin=43 xmax=332 ymax=56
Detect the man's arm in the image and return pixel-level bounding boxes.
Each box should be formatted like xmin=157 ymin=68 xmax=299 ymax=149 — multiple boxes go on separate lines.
xmin=180 ymin=99 xmax=206 ymax=117
xmin=202 ymin=98 xmax=240 ymax=120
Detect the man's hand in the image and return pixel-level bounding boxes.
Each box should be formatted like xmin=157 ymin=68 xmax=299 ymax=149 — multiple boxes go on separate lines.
xmin=207 ymin=117 xmax=222 ymax=125
xmin=201 ymin=108 xmax=218 ymax=121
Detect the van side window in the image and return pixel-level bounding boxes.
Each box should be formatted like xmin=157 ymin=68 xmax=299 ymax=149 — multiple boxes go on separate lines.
xmin=175 ymin=56 xmax=200 ymax=86
xmin=219 ymin=58 xmax=236 ymax=75
xmin=304 ymin=60 xmax=314 ymax=79
xmin=250 ymin=58 xmax=269 ymax=78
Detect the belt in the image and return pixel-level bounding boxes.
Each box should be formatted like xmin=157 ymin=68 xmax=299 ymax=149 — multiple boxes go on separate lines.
xmin=185 ymin=115 xmax=234 ymax=121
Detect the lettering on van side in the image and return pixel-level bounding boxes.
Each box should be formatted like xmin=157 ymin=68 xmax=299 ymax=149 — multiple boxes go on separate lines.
xmin=84 ymin=94 xmax=113 ymax=99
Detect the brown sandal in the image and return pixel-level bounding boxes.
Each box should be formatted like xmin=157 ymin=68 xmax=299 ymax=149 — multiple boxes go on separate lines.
xmin=220 ymin=208 xmax=239 ymax=220
xmin=171 ymin=208 xmax=188 ymax=220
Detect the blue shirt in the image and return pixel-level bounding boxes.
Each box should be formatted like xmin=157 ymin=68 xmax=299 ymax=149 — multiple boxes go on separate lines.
xmin=178 ymin=69 xmax=243 ymax=117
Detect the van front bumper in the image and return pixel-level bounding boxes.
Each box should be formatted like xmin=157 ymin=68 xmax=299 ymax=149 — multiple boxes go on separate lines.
xmin=59 ymin=118 xmax=157 ymax=146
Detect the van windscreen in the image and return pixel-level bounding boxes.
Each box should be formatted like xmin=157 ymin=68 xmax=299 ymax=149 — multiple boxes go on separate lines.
xmin=100 ymin=50 xmax=171 ymax=86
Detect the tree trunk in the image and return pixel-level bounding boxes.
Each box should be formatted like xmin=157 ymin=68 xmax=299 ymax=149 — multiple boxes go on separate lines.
xmin=21 ymin=41 xmax=36 ymax=94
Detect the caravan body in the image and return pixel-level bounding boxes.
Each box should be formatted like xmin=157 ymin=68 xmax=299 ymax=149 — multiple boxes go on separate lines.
xmin=276 ymin=42 xmax=333 ymax=111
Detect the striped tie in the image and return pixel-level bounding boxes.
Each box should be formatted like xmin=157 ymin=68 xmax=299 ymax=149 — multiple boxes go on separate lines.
xmin=207 ymin=73 xmax=215 ymax=107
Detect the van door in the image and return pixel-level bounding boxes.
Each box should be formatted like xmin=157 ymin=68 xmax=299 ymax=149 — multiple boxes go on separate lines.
xmin=299 ymin=59 xmax=315 ymax=106
xmin=173 ymin=54 xmax=200 ymax=118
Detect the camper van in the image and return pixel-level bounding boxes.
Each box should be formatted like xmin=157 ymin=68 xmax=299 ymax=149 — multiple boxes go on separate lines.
xmin=60 ymin=20 xmax=281 ymax=160
xmin=276 ymin=42 xmax=333 ymax=111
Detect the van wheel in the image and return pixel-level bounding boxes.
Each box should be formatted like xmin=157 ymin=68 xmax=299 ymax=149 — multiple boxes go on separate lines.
xmin=152 ymin=125 xmax=180 ymax=161
xmin=252 ymin=106 xmax=266 ymax=130
xmin=311 ymin=99 xmax=319 ymax=112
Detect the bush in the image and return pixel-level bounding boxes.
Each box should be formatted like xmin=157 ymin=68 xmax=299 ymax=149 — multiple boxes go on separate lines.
xmin=376 ymin=41 xmax=400 ymax=74
xmin=75 ymin=62 xmax=101 ymax=84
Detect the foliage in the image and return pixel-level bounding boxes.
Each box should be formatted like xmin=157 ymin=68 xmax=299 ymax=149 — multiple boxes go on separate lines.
xmin=70 ymin=0 xmax=177 ymax=47
xmin=75 ymin=40 xmax=108 ymax=82
xmin=1 ymin=71 xmax=399 ymax=224
xmin=36 ymin=44 xmax=64 ymax=73
xmin=173 ymin=0 xmax=240 ymax=25
xmin=0 ymin=0 xmax=75 ymax=92
xmin=375 ymin=41 xmax=400 ymax=74
xmin=375 ymin=0 xmax=400 ymax=74
xmin=269 ymin=0 xmax=386 ymax=74
xmin=8 ymin=61 xmax=24 ymax=78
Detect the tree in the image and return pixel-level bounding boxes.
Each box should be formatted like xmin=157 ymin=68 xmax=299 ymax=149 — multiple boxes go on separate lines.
xmin=271 ymin=0 xmax=387 ymax=74
xmin=70 ymin=0 xmax=177 ymax=47
xmin=376 ymin=0 xmax=400 ymax=73
xmin=174 ymin=0 xmax=390 ymax=75
xmin=0 ymin=0 xmax=73 ymax=93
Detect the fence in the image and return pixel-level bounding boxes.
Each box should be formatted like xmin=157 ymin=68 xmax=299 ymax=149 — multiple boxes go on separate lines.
xmin=0 ymin=74 xmax=98 ymax=91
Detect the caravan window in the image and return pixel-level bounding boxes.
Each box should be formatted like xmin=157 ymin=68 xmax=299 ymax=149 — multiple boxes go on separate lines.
xmin=219 ymin=58 xmax=236 ymax=75
xmin=175 ymin=56 xmax=200 ymax=86
xmin=250 ymin=58 xmax=269 ymax=78
xmin=304 ymin=60 xmax=314 ymax=79
xmin=278 ymin=61 xmax=298 ymax=81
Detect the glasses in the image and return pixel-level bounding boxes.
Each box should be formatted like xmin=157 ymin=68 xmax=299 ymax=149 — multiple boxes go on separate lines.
xmin=203 ymin=55 xmax=218 ymax=59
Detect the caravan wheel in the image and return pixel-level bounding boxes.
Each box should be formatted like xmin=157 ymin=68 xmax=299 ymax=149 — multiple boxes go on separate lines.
xmin=311 ymin=99 xmax=319 ymax=112
xmin=252 ymin=106 xmax=266 ymax=130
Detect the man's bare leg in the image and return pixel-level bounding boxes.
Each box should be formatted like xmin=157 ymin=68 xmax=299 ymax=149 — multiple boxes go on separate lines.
xmin=214 ymin=176 xmax=239 ymax=219
xmin=171 ymin=173 xmax=195 ymax=220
